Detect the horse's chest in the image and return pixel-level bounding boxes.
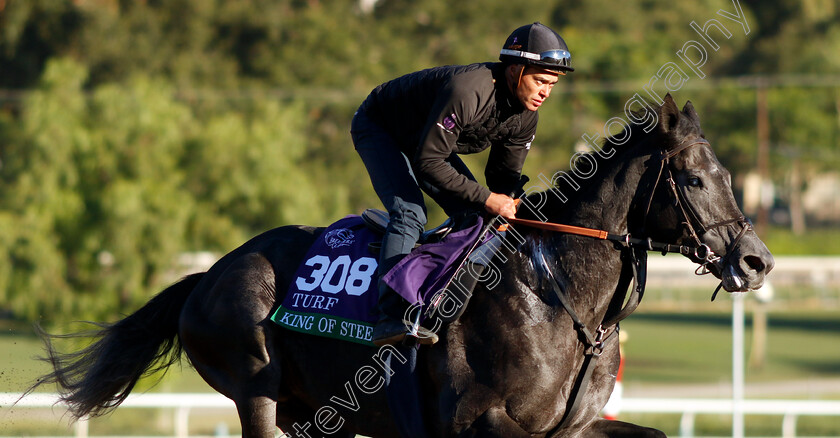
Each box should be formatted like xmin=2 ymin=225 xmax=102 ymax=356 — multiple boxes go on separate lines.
xmin=439 ymin=327 xmax=586 ymax=433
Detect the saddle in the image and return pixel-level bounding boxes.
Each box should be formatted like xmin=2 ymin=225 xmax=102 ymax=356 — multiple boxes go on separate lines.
xmin=366 ymin=208 xmax=497 ymax=324
xmin=361 ymin=208 xmax=456 ymax=252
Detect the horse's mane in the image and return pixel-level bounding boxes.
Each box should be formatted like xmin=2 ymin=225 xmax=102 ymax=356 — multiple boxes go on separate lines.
xmin=536 ymin=103 xmax=664 ymax=211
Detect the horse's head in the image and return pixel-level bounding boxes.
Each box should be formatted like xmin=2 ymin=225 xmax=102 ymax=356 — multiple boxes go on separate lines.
xmin=639 ymin=94 xmax=774 ymax=293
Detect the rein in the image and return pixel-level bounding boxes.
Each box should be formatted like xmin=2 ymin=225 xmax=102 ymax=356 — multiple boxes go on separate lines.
xmin=516 ymin=137 xmax=750 ymax=432
xmin=504 ymin=217 xmax=713 ymax=260
xmin=652 ymin=137 xmax=754 ymax=298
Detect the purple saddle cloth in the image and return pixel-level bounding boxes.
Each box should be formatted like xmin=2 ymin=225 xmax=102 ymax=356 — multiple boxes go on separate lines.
xmin=271 ymin=214 xmax=483 ymax=345
xmin=383 ymin=215 xmax=484 ymax=306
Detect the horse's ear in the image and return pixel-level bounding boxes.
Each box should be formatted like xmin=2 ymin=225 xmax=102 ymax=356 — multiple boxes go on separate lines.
xmin=682 ymin=100 xmax=701 ymax=124
xmin=658 ymin=93 xmax=680 ymax=134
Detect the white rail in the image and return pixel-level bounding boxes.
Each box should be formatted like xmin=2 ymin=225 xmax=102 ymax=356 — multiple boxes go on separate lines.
xmin=621 ymin=397 xmax=840 ymax=437
xmin=3 ymin=393 xmax=840 ymax=438
xmin=645 ymin=255 xmax=840 ymax=289
xmin=0 ymin=392 xmax=233 ymax=438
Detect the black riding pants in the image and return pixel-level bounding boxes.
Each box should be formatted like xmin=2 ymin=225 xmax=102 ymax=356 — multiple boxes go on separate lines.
xmin=351 ymin=109 xmax=476 ymax=275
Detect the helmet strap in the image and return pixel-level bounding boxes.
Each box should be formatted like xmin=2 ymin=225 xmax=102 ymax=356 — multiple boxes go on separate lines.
xmin=503 ymin=64 xmax=524 ymax=95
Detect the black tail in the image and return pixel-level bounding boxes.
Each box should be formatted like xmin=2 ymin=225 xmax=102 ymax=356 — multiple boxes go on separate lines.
xmin=27 ymin=273 xmax=205 ymax=419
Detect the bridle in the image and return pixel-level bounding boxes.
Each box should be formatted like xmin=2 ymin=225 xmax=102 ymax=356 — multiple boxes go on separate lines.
xmin=505 ymin=137 xmax=754 ymax=298
xmin=424 ymin=137 xmax=755 ymax=433
xmin=646 ymin=137 xmax=753 ymax=276
xmin=511 ymin=136 xmax=754 ymax=432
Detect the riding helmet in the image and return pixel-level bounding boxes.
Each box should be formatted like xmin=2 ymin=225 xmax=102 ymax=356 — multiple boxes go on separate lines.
xmin=499 ymin=22 xmax=574 ymax=72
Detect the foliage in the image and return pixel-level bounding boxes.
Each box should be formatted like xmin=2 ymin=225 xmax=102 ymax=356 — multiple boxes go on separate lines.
xmin=0 ymin=0 xmax=838 ymax=323
xmin=0 ymin=58 xmax=338 ymax=322
xmin=760 ymin=226 xmax=840 ymax=255
xmin=622 ymin=309 xmax=840 ymax=383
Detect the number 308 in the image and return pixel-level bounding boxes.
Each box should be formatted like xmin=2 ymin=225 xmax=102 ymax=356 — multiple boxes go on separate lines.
xmin=294 ymin=255 xmax=378 ymax=296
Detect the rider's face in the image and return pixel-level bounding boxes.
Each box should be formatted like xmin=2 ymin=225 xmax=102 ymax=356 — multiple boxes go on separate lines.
xmin=514 ymin=66 xmax=560 ymax=111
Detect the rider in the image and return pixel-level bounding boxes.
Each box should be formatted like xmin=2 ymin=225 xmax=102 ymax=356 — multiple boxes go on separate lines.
xmin=351 ymin=22 xmax=574 ymax=347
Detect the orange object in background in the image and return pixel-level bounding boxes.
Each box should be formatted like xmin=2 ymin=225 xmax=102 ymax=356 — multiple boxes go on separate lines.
xmin=602 ymin=330 xmax=628 ymax=420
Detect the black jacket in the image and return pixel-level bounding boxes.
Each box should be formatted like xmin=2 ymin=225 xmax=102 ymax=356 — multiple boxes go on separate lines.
xmin=358 ymin=62 xmax=537 ymax=205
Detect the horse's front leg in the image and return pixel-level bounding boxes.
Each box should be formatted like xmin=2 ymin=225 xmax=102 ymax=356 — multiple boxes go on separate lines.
xmin=236 ymin=394 xmax=278 ymax=438
xmin=580 ymin=418 xmax=666 ymax=438
xmin=458 ymin=406 xmax=532 ymax=438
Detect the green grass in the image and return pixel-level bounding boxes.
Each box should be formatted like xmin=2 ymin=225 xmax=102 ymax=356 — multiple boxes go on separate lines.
xmin=621 ymin=307 xmax=840 ymax=385
xmin=0 ymin=325 xmax=52 ymax=393
xmin=0 ymin=321 xmax=211 ymax=395
xmin=617 ymin=413 xmax=840 ymax=437
xmin=3 ymin=308 xmax=839 ymax=436
xmin=761 ymin=226 xmax=840 ymax=255
xmin=1 ymin=322 xmax=235 ymax=436
xmin=612 ymin=306 xmax=840 ymax=436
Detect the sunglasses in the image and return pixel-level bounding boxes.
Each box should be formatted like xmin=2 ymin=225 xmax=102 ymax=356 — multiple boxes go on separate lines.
xmin=501 ymin=49 xmax=572 ymax=68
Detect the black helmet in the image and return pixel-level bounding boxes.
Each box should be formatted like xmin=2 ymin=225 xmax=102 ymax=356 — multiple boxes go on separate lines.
xmin=500 ymin=22 xmax=573 ymax=72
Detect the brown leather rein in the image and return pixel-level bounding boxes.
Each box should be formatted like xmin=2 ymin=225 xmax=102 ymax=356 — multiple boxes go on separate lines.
xmin=508 ymin=137 xmax=752 ymax=433
xmin=505 ymin=137 xmax=751 ymax=269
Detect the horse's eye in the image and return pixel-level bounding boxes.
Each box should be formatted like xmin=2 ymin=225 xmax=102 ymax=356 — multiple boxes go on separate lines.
xmin=687 ymin=176 xmax=702 ymax=187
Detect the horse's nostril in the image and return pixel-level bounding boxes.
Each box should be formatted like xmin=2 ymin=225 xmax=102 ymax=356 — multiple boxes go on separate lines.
xmin=743 ymin=255 xmax=766 ymax=273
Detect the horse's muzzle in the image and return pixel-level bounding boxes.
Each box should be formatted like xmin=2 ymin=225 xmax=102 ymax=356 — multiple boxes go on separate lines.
xmin=719 ymin=234 xmax=775 ymax=293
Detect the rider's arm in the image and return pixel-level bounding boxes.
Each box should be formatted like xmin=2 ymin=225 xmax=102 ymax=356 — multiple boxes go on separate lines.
xmin=485 ymin=111 xmax=537 ymax=196
xmin=412 ymin=78 xmax=492 ymax=206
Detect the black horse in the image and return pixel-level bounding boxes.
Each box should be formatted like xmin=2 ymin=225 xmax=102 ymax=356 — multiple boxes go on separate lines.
xmin=31 ymin=95 xmax=773 ymax=437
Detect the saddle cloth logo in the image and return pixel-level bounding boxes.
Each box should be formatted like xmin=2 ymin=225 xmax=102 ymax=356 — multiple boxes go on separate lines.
xmin=324 ymin=228 xmax=354 ymax=249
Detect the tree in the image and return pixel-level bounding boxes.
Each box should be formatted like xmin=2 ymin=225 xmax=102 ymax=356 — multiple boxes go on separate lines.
xmin=0 ymin=58 xmax=340 ymax=323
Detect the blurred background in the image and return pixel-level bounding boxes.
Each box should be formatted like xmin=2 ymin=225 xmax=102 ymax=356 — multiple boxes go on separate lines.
xmin=0 ymin=0 xmax=838 ymax=437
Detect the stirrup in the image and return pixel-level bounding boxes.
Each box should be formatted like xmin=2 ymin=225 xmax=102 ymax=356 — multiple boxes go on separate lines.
xmin=405 ymin=324 xmax=439 ymax=346
xmin=371 ymin=322 xmax=438 ymax=347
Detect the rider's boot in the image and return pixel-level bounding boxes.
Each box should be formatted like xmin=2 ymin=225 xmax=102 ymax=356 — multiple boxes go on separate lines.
xmin=371 ymin=286 xmax=438 ymax=347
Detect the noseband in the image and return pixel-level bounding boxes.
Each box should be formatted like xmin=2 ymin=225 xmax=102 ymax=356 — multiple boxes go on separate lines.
xmin=498 ymin=137 xmax=755 ymax=432
xmin=646 ymin=137 xmax=753 ymax=274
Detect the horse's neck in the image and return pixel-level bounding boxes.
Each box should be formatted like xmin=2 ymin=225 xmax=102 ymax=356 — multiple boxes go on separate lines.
xmin=515 ymin=144 xmax=651 ymax=323
xmin=550 ymin=147 xmax=649 ymax=234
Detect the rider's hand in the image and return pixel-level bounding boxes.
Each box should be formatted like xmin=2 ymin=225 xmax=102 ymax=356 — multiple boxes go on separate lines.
xmin=485 ymin=193 xmax=517 ymax=219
